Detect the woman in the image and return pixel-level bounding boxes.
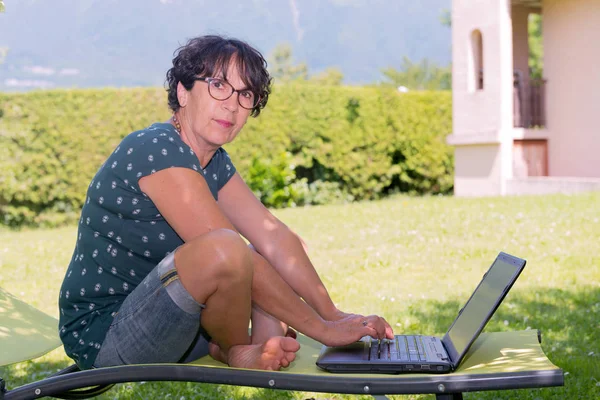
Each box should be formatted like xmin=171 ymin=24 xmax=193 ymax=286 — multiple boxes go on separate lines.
xmin=58 ymin=35 xmax=393 ymax=371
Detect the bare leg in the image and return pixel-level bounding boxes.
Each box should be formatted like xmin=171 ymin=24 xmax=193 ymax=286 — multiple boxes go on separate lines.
xmin=205 ymin=305 xmax=286 ymax=364
xmin=251 ymin=305 xmax=288 ymax=344
xmin=244 ymin=244 xmax=292 ymax=344
xmin=174 ymin=229 xmax=299 ymax=370
xmin=245 ymin=245 xmax=319 ymax=336
xmin=247 ymin=245 xmax=297 ymax=344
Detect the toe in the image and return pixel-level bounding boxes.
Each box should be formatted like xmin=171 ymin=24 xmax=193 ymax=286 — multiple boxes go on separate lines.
xmin=286 ymin=351 xmax=297 ymax=363
xmin=281 ymin=337 xmax=301 ymax=352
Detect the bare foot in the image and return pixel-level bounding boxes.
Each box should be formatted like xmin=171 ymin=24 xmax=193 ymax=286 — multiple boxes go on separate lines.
xmin=208 ymin=341 xmax=228 ymax=364
xmin=209 ymin=337 xmax=300 ymax=371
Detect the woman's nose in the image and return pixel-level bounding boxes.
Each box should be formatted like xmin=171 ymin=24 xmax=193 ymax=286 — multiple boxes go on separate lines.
xmin=222 ymin=92 xmax=240 ymax=112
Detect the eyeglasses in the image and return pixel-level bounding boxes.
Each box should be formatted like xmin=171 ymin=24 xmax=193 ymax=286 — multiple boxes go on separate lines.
xmin=194 ymin=77 xmax=259 ymax=110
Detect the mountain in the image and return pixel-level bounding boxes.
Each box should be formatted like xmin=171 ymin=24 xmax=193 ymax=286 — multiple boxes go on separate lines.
xmin=0 ymin=0 xmax=451 ymax=90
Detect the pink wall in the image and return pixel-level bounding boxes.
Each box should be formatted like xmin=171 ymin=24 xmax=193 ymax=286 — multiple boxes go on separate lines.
xmin=449 ymin=0 xmax=600 ymax=196
xmin=544 ymin=0 xmax=600 ymax=177
xmin=452 ymin=0 xmax=514 ymax=136
xmin=450 ymin=0 xmax=515 ymax=196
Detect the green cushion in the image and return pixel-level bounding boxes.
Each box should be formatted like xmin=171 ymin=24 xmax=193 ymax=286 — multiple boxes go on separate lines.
xmin=0 ymin=287 xmax=61 ymax=367
xmin=0 ymin=285 xmax=559 ymax=380
xmin=190 ymin=330 xmax=560 ymax=378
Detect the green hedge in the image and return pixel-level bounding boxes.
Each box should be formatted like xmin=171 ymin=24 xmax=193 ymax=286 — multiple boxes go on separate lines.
xmin=0 ymin=85 xmax=452 ymax=227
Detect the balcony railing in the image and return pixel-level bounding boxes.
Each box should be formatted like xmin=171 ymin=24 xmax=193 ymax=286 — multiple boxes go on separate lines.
xmin=514 ymin=74 xmax=546 ymax=128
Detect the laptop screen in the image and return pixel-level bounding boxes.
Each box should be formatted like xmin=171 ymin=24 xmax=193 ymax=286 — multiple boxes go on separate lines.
xmin=442 ymin=252 xmax=526 ymax=367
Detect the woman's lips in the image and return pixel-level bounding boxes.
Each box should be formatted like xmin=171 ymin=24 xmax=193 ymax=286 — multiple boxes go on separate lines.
xmin=215 ymin=119 xmax=233 ymax=128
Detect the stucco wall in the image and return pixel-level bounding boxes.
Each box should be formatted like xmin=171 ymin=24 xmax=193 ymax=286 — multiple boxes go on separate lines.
xmin=544 ymin=0 xmax=600 ymax=177
xmin=454 ymin=145 xmax=505 ymax=196
xmin=452 ymin=0 xmax=514 ymax=136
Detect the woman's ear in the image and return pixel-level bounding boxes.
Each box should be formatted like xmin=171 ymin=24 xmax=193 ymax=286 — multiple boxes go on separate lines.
xmin=177 ymin=82 xmax=188 ymax=108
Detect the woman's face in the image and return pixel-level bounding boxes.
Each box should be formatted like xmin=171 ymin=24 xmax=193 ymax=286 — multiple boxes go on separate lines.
xmin=177 ymin=58 xmax=253 ymax=149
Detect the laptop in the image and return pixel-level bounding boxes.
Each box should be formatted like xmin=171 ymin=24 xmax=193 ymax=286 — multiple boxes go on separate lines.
xmin=316 ymin=251 xmax=526 ymax=374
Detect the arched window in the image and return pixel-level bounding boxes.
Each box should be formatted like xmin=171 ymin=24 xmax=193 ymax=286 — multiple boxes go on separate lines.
xmin=469 ymin=29 xmax=484 ymax=91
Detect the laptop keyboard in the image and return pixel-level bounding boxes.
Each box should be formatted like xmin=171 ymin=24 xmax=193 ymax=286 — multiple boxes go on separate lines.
xmin=369 ymin=335 xmax=428 ymax=361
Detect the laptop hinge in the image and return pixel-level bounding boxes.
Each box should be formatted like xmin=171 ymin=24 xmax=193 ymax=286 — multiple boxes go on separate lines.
xmin=440 ymin=340 xmax=452 ymax=363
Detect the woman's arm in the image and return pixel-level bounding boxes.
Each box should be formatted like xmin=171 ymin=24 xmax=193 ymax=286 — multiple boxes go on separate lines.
xmin=217 ymin=173 xmax=342 ymax=320
xmin=219 ymin=174 xmax=393 ymax=340
xmin=138 ymin=168 xmax=333 ymax=340
xmin=139 ymin=167 xmax=237 ymax=241
xmin=141 ymin=169 xmax=392 ymax=343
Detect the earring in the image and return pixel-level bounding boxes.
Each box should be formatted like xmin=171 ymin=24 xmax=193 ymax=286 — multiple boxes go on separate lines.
xmin=172 ymin=114 xmax=181 ymax=134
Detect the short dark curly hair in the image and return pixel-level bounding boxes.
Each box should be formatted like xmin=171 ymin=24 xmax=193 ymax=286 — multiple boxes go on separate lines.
xmin=166 ymin=35 xmax=272 ymax=117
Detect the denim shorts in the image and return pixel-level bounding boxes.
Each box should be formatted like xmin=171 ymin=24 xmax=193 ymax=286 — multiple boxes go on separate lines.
xmin=92 ymin=250 xmax=210 ymax=367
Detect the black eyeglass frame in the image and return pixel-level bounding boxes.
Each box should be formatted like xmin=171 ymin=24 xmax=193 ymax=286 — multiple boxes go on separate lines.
xmin=194 ymin=77 xmax=260 ymax=110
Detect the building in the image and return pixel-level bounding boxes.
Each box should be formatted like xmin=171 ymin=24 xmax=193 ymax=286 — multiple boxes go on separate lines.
xmin=447 ymin=0 xmax=600 ymax=196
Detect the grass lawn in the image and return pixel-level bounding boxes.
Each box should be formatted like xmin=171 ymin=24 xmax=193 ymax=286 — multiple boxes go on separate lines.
xmin=1 ymin=192 xmax=599 ymax=399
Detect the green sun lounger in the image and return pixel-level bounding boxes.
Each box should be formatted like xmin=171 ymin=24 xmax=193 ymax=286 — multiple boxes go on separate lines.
xmin=0 ymin=287 xmax=564 ymax=400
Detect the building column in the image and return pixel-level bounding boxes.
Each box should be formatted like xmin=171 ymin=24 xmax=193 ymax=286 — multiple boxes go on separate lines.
xmin=447 ymin=0 xmax=514 ymax=196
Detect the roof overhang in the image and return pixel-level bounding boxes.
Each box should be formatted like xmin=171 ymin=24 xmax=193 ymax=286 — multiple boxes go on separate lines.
xmin=511 ymin=0 xmax=543 ymax=9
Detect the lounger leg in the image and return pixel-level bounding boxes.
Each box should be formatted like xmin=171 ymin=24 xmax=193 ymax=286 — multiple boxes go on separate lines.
xmin=436 ymin=393 xmax=463 ymax=400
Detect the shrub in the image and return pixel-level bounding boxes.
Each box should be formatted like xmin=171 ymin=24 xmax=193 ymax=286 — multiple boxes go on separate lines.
xmin=231 ymin=84 xmax=453 ymax=199
xmin=0 ymin=85 xmax=452 ymax=227
xmin=246 ymin=152 xmax=304 ymax=208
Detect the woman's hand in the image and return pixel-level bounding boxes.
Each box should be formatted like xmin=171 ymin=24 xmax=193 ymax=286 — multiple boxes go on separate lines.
xmin=325 ymin=309 xmax=356 ymax=322
xmin=327 ymin=308 xmax=393 ymax=334
xmin=316 ymin=313 xmax=394 ymax=347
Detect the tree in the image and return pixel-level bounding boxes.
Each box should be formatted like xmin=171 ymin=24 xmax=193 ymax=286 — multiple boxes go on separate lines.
xmin=439 ymin=8 xmax=451 ymax=28
xmin=528 ymin=13 xmax=543 ymax=80
xmin=381 ymin=56 xmax=451 ymax=91
xmin=267 ymin=43 xmax=308 ymax=83
xmin=268 ymin=43 xmax=344 ymax=86
xmin=0 ymin=1 xmax=5 ymax=13
xmin=310 ymin=67 xmax=344 ymax=86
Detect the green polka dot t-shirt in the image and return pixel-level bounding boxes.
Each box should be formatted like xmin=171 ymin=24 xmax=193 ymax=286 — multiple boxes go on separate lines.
xmin=58 ymin=122 xmax=236 ymax=369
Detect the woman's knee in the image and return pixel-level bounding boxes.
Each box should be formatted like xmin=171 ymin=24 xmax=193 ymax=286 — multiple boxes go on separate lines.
xmin=210 ymin=229 xmax=252 ymax=267
xmin=175 ymin=228 xmax=253 ymax=282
